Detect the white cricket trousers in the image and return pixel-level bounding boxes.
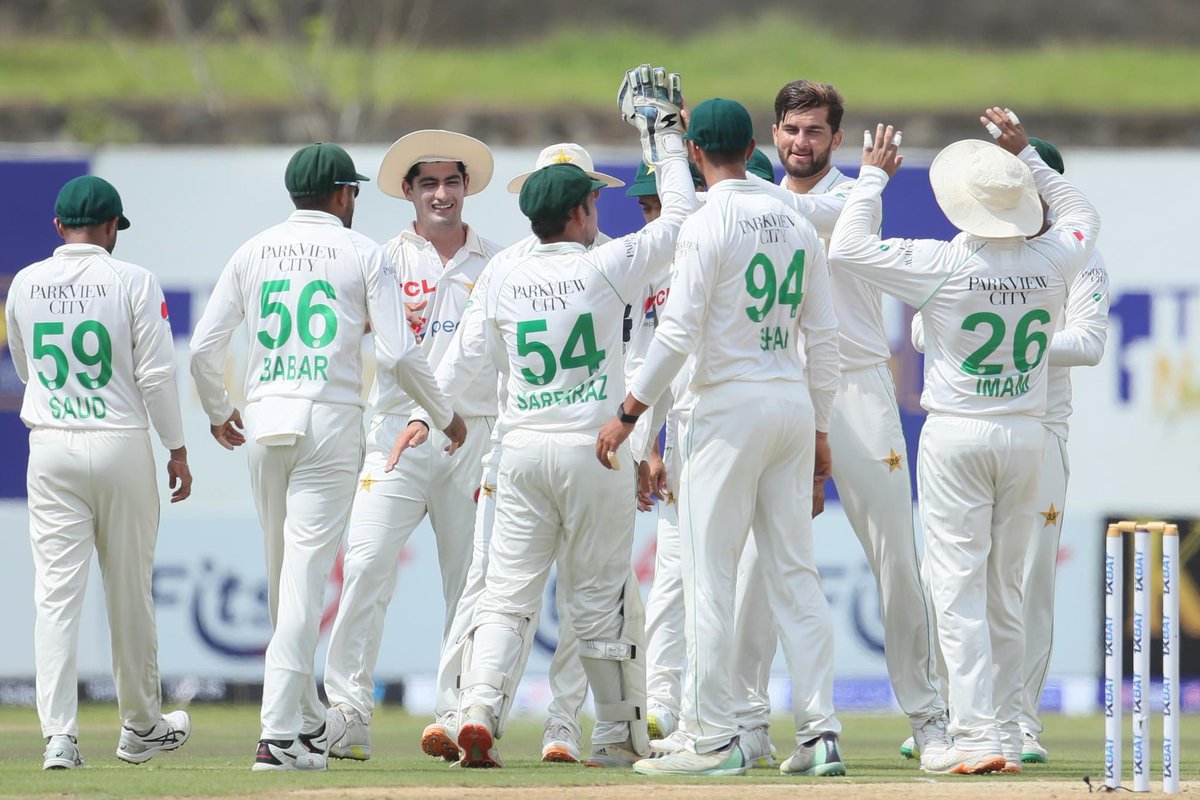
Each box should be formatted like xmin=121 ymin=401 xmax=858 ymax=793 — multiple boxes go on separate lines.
xmin=435 ymin=448 xmax=590 ymax=737
xmin=460 ymin=429 xmax=636 ymax=746
xmin=735 ymin=364 xmax=944 ymax=735
xmin=644 ymin=422 xmax=685 ymax=718
xmin=28 ymin=428 xmax=162 ymax=738
xmin=917 ymin=412 xmax=1042 ymax=757
xmin=678 ymin=381 xmax=833 ymax=754
xmin=324 ymin=412 xmax=494 ymax=721
xmin=1018 ymin=427 xmax=1069 ymax=736
xmin=249 ymin=401 xmax=363 ymax=741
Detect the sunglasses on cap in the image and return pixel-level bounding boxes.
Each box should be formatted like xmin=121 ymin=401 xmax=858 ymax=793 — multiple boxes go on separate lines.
xmin=335 ymin=180 xmax=360 ymax=198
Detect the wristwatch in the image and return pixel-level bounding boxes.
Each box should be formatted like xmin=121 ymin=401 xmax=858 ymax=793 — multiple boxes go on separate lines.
xmin=618 ymin=402 xmax=641 ymax=425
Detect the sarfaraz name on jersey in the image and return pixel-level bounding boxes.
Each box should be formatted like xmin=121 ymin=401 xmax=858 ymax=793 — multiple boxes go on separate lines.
xmin=515 ymin=373 xmax=609 ymax=411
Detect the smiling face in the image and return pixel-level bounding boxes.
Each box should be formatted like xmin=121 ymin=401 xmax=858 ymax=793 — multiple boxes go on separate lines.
xmin=773 ymin=107 xmax=843 ymax=182
xmin=402 ymin=161 xmax=468 ymax=231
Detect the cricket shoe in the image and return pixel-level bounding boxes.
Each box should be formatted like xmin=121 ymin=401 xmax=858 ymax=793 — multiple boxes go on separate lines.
xmin=1001 ymin=760 xmax=1023 ymax=773
xmin=585 ymin=738 xmax=641 ymax=768
xmin=738 ymin=725 xmax=777 ymax=768
xmin=541 ymin=721 xmax=581 ymax=763
xmin=913 ymin=715 xmax=951 ymax=770
xmin=252 ymin=738 xmax=326 ymax=771
xmin=421 ymin=712 xmax=460 ymax=763
xmin=116 ymin=711 xmax=191 ymax=764
xmin=920 ymin=747 xmax=1005 ymax=775
xmin=648 ymin=728 xmax=689 ymax=756
xmin=899 ymin=736 xmax=918 ymax=759
xmin=646 ymin=707 xmax=678 ymax=740
xmin=633 ymin=740 xmax=746 ymax=776
xmin=456 ymin=704 xmax=502 ymax=768
xmin=780 ymin=731 xmax=846 ymax=776
xmin=43 ymin=734 xmax=84 ymax=770
xmin=1020 ymin=731 xmax=1048 ymax=764
xmin=299 ymin=708 xmax=347 ymax=761
xmin=329 ymin=704 xmax=372 ymax=760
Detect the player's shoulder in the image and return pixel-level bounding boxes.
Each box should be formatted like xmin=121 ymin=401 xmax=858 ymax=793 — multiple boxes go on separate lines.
xmin=477 ymin=234 xmax=505 ymax=260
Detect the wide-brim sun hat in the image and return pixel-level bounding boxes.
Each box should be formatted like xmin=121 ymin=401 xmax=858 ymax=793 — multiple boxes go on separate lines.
xmin=507 ymin=143 xmax=624 ymax=193
xmin=929 ymin=139 xmax=1042 ymax=239
xmin=377 ymin=130 xmax=494 ymax=197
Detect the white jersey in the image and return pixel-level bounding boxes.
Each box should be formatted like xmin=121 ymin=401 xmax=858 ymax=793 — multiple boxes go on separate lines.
xmin=636 ymin=178 xmax=840 ymax=429
xmin=830 ymin=147 xmax=1100 ymax=418
xmin=5 ymin=244 xmax=185 ymax=448
xmin=483 ymin=152 xmax=698 ymax=435
xmin=369 ymin=225 xmax=502 ymax=419
xmin=1045 ymin=250 xmax=1109 ymax=438
xmin=190 ymin=209 xmax=452 ymax=430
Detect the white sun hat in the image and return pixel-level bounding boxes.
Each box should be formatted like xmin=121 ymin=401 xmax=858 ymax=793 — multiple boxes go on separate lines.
xmin=506 ymin=142 xmax=625 ymax=193
xmin=929 ymin=139 xmax=1042 ymax=239
xmin=377 ymin=130 xmax=494 ymax=198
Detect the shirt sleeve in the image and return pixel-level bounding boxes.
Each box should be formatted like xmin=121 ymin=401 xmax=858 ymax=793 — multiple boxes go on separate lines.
xmin=1049 ymin=250 xmax=1110 ymax=368
xmin=131 ymin=270 xmax=185 ymax=449
xmin=5 ymin=274 xmax=28 ymax=385
xmin=828 ymin=167 xmax=957 ymax=309
xmin=593 ymin=138 xmax=700 ymax=302
xmin=434 ymin=258 xmax=495 ymax=397
xmin=798 ymin=234 xmax=840 ymax=431
xmin=910 ymin=312 xmax=926 ymax=353
xmin=1020 ymin=145 xmax=1101 ymax=285
xmin=745 ymin=174 xmax=850 ymax=239
xmin=189 ymin=250 xmax=247 ymax=427
xmin=364 ymin=245 xmax=454 ymax=432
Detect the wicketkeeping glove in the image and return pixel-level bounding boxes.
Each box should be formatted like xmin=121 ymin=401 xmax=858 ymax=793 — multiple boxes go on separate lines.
xmin=617 ymin=64 xmax=684 ymax=164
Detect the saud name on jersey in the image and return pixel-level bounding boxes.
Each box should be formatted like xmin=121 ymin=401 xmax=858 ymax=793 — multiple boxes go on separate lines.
xmin=511 ymin=277 xmax=587 ymax=312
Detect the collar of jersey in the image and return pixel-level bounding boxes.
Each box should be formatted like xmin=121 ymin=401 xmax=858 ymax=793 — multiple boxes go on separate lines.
xmin=288 ymin=209 xmax=344 ymax=226
xmin=778 ymin=166 xmax=847 ymax=195
xmin=54 ymin=243 xmax=109 ymax=257
xmin=397 ymin=223 xmax=487 ymax=258
xmin=705 ymin=178 xmax=758 ymax=197
xmin=531 ymin=240 xmax=588 ymax=254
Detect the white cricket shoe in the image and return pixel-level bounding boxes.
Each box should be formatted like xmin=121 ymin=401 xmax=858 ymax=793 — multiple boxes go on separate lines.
xmin=252 ymin=738 xmax=326 ymax=771
xmin=913 ymin=715 xmax=951 ymax=770
xmin=585 ymin=738 xmax=640 ymax=768
xmin=116 ymin=710 xmax=191 ymax=764
xmin=420 ymin=711 xmax=460 ymax=762
xmin=646 ymin=707 xmax=678 ymax=740
xmin=920 ymin=747 xmax=1005 ymax=775
xmin=299 ymin=707 xmax=347 ymax=761
xmin=899 ymin=736 xmax=918 ymax=759
xmin=649 ymin=728 xmax=689 ymax=756
xmin=541 ymin=721 xmax=581 ymax=763
xmin=456 ymin=704 xmax=503 ymax=768
xmin=633 ymin=740 xmax=746 ymax=776
xmin=43 ymin=734 xmax=84 ymax=770
xmin=780 ymin=731 xmax=846 ymax=776
xmin=329 ymin=704 xmax=372 ymax=760
xmin=738 ymin=725 xmax=777 ymax=768
xmin=1020 ymin=731 xmax=1048 ymax=764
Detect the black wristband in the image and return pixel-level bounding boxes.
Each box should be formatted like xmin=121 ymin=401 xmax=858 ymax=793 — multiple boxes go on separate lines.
xmin=618 ymin=402 xmax=641 ymax=425
xmin=410 ymin=419 xmax=430 ymax=432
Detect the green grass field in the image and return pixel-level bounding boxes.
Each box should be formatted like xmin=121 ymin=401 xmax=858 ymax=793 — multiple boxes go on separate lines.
xmin=0 ymin=704 xmax=1195 ymax=798
xmin=4 ymin=14 xmax=1200 ymax=112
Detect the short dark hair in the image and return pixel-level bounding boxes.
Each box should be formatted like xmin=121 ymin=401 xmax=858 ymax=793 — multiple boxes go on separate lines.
xmin=529 ymin=192 xmax=591 ymax=240
xmin=291 ymin=190 xmax=338 ymax=211
xmin=774 ymin=80 xmax=845 ymax=132
xmin=404 ymin=161 xmax=468 ymax=186
xmin=701 ymin=149 xmax=748 ymax=168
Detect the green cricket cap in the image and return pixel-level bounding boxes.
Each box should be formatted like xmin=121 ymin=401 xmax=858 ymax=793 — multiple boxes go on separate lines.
xmin=285 ymin=142 xmax=370 ymax=197
xmin=747 ymin=149 xmax=776 ymax=182
xmin=518 ymin=163 xmax=606 ymax=221
xmin=683 ymin=98 xmax=754 ymax=152
xmin=54 ymin=176 xmax=130 ymax=230
xmin=624 ymin=161 xmax=705 ymax=197
xmin=1028 ymin=137 xmax=1064 ymax=175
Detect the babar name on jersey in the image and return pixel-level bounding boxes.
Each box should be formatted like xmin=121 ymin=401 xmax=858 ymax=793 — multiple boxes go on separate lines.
xmin=969 ymin=274 xmax=1049 ymax=306
xmin=511 ymin=277 xmax=587 ymax=313
xmin=259 ymin=353 xmax=330 ymax=382
xmin=27 ymin=282 xmax=111 ymax=315
xmin=516 ymin=374 xmax=608 ymax=411
xmin=737 ymin=212 xmax=796 ymax=244
xmin=260 ymin=242 xmax=342 ymax=272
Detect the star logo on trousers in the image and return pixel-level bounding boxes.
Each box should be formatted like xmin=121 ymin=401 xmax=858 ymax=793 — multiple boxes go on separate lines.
xmin=481 ymin=483 xmax=496 ymax=497
xmin=360 ymin=475 xmax=377 ymax=493
xmin=1040 ymin=503 xmax=1060 ymax=527
xmin=882 ymin=448 xmax=903 ymax=473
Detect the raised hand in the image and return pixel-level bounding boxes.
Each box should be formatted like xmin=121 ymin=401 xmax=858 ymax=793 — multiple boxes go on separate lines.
xmin=618 ymin=64 xmax=684 ymax=164
xmin=980 ymin=107 xmax=1029 ymax=156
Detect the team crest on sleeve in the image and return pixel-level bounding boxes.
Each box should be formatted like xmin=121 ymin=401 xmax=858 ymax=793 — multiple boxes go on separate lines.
xmin=161 ymin=300 xmax=170 ymax=320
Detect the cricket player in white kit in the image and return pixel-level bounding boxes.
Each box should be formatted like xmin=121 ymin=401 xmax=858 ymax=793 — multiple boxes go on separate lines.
xmin=319 ymin=130 xmax=501 ymax=763
xmin=426 ymin=143 xmax=627 ymax=765
xmin=189 ymin=143 xmax=465 ymax=771
xmin=735 ymin=80 xmax=948 ymax=772
xmin=828 ymin=111 xmax=1100 ymax=774
xmin=599 ymin=97 xmax=841 ymax=778
xmin=453 ymin=65 xmax=697 ymax=769
xmin=7 ymin=176 xmax=193 ymax=770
